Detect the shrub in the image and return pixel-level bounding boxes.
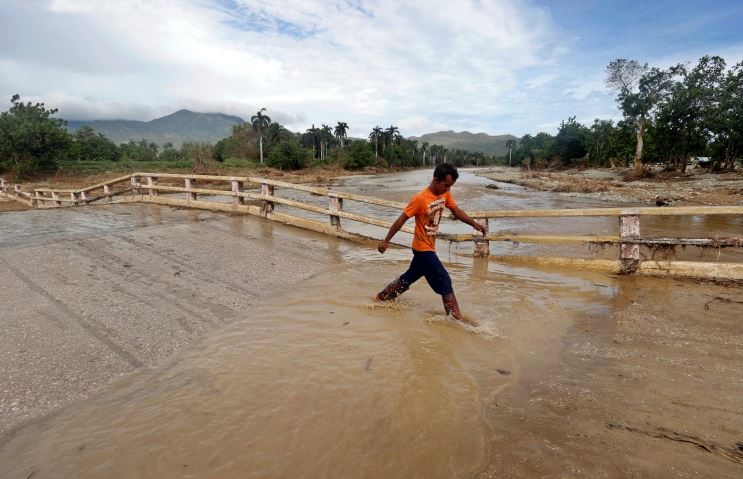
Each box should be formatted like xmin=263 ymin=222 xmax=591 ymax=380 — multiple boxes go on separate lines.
xmin=345 ymin=141 xmax=374 ymax=169
xmin=267 ymin=138 xmax=308 ymax=170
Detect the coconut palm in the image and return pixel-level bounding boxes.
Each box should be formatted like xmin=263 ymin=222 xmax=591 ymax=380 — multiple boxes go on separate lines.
xmin=369 ymin=126 xmax=383 ymax=157
xmin=334 ymin=122 xmax=349 ymax=150
xmin=251 ymin=108 xmax=271 ymax=163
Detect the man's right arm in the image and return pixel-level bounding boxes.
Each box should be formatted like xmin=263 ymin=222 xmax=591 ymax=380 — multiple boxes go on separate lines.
xmin=378 ymin=212 xmax=410 ymax=254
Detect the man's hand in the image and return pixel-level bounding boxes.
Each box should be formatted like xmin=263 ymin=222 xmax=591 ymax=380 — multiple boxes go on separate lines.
xmin=378 ymin=240 xmax=389 ymax=254
xmin=473 ymin=222 xmax=487 ymax=236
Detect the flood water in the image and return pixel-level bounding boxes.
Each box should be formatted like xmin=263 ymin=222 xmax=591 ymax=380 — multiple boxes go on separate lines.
xmin=1 ymin=169 xmax=741 ymax=478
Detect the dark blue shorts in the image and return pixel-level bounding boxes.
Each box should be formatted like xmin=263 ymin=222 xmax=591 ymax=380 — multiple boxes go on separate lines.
xmin=399 ymin=250 xmax=453 ymax=296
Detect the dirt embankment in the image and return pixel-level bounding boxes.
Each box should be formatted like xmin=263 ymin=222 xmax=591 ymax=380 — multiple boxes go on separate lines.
xmin=480 ymin=167 xmax=743 ymax=206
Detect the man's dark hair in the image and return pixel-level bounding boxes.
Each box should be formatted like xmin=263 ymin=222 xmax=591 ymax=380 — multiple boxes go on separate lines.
xmin=433 ymin=163 xmax=459 ymax=181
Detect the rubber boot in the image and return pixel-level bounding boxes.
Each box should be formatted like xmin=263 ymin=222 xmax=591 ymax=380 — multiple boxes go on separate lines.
xmin=376 ymin=278 xmax=409 ymax=301
xmin=442 ymin=293 xmax=463 ymax=321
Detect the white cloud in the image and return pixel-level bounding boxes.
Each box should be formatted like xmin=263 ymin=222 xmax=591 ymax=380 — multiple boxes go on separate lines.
xmin=1 ymin=0 xmax=573 ymax=136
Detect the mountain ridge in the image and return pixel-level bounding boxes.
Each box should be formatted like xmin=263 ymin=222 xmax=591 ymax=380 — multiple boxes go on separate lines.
xmin=65 ymin=109 xmax=245 ymax=147
xmin=410 ymin=130 xmax=519 ymax=156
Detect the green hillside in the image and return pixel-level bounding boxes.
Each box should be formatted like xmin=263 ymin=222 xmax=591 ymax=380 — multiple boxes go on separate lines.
xmin=412 ymin=130 xmax=518 ymax=156
xmin=65 ymin=109 xmax=244 ymax=147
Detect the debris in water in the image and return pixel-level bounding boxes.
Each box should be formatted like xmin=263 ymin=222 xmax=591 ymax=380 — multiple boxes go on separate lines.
xmin=342 ymin=321 xmax=349 ymax=326
xmin=365 ymin=357 xmax=373 ymax=371
xmin=496 ymin=368 xmax=511 ymax=375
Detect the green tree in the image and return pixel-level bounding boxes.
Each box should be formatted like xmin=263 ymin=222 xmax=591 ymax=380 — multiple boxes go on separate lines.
xmin=345 ymin=140 xmax=374 ymax=169
xmin=69 ymin=126 xmax=119 ymax=162
xmin=119 ymin=139 xmax=158 ymax=162
xmin=505 ymin=138 xmax=516 ymax=166
xmin=320 ymin=124 xmax=333 ymax=160
xmin=653 ymin=57 xmax=722 ymax=171
xmin=369 ymin=126 xmax=383 ymax=157
xmin=267 ymin=138 xmax=308 ymax=170
xmin=709 ymin=60 xmax=742 ymax=170
xmin=551 ymin=116 xmax=590 ymax=165
xmin=587 ymin=119 xmax=615 ymax=167
xmin=385 ymin=125 xmax=400 ymax=151
xmin=606 ymin=59 xmax=673 ymax=169
xmin=0 ymin=94 xmax=71 ymax=177
xmin=334 ymin=122 xmax=349 ymax=149
xmin=251 ymin=108 xmax=271 ymax=164
xmin=159 ymin=142 xmax=182 ymax=162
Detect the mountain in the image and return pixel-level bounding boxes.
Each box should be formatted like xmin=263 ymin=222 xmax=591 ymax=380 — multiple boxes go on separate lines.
xmin=411 ymin=130 xmax=519 ymax=156
xmin=65 ymin=110 xmax=245 ymax=147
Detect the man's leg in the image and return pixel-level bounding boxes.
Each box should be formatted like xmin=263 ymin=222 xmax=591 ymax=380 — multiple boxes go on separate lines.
xmin=419 ymin=252 xmax=471 ymax=323
xmin=376 ymin=277 xmax=410 ymax=301
xmin=376 ymin=253 xmax=423 ymax=301
xmin=442 ymin=293 xmax=463 ymax=321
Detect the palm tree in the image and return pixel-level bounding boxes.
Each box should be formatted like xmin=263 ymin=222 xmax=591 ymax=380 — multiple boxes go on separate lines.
xmin=306 ymin=124 xmax=318 ymax=158
xmin=320 ymin=124 xmax=333 ymax=160
xmin=421 ymin=141 xmax=430 ymax=165
xmin=505 ymin=138 xmax=516 ymax=166
xmin=385 ymin=125 xmax=400 ymax=151
xmin=251 ymin=108 xmax=271 ymax=163
xmin=334 ymin=122 xmax=349 ymax=150
xmin=369 ymin=126 xmax=383 ymax=157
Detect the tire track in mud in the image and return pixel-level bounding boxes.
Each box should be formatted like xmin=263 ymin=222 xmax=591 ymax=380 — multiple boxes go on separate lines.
xmin=65 ymin=238 xmax=237 ymax=331
xmin=0 ymin=256 xmax=143 ymax=369
xmin=110 ymin=233 xmax=260 ymax=298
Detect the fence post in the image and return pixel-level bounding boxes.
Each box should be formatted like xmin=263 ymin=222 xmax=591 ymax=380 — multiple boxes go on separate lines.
xmin=32 ymin=190 xmax=41 ymax=208
xmin=619 ymin=213 xmax=640 ymax=273
xmin=14 ymin=185 xmax=21 ymax=200
xmin=51 ymin=191 xmax=61 ymax=207
xmin=70 ymin=192 xmax=79 ymax=206
xmin=104 ymin=184 xmax=113 ymax=202
xmin=232 ymin=180 xmax=245 ymax=207
xmin=261 ymin=183 xmax=274 ymax=216
xmin=131 ymin=176 xmax=141 ymax=196
xmin=146 ymin=176 xmax=158 ymax=198
xmin=473 ymin=218 xmax=489 ymax=257
xmin=184 ymin=178 xmax=197 ymax=203
xmin=0 ymin=178 xmax=6 ymax=193
xmin=80 ymin=190 xmax=90 ymax=205
xmin=329 ymin=193 xmax=342 ymax=228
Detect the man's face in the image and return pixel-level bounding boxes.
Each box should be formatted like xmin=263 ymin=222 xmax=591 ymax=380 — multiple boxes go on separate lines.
xmin=433 ymin=174 xmax=456 ymax=195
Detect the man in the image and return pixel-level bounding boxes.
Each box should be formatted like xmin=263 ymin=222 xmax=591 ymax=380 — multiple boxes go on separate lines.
xmin=376 ymin=163 xmax=486 ymax=323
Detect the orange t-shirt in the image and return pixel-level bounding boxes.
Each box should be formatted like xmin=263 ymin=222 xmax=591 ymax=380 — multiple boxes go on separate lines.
xmin=403 ymin=187 xmax=458 ymax=252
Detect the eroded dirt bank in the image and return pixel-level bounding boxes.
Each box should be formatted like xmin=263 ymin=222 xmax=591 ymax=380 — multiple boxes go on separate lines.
xmin=480 ymin=167 xmax=743 ymax=206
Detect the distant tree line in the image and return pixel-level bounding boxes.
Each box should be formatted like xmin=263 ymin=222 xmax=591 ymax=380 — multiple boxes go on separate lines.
xmin=0 ymin=99 xmax=498 ymax=177
xmin=509 ymin=55 xmax=742 ymax=172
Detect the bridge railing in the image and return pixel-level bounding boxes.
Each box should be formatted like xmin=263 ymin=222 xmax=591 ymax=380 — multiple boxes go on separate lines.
xmin=2 ymin=173 xmax=742 ymax=280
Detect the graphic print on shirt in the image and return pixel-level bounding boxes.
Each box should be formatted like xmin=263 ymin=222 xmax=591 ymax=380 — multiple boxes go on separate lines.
xmin=423 ymin=198 xmax=446 ymax=237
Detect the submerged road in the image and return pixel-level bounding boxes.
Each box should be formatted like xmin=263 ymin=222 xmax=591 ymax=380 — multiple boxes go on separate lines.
xmin=0 ymin=204 xmax=352 ymax=438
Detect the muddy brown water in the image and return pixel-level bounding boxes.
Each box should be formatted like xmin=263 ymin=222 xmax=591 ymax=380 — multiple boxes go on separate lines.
xmin=1 ymin=169 xmax=741 ymax=478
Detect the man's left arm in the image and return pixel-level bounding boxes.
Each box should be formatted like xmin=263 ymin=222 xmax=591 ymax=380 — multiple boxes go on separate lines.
xmin=449 ymin=206 xmax=487 ymax=235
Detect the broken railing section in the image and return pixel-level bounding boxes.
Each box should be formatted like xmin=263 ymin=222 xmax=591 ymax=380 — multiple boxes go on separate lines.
xmin=2 ymin=174 xmax=742 ymax=280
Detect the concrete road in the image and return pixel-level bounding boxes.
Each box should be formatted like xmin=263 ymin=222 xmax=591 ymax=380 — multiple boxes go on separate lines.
xmin=0 ymin=203 xmax=350 ymax=439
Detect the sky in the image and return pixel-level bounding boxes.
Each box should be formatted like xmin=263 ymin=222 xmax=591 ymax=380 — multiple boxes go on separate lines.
xmin=1 ymin=0 xmax=742 ymax=137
